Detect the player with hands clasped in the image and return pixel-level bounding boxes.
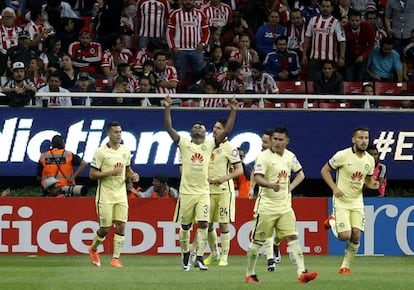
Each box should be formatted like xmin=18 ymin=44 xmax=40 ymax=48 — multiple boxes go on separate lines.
xmin=164 ymin=95 xmax=238 ymax=271
xmin=88 ymin=121 xmax=140 ymax=268
xmin=321 ymin=126 xmax=380 ymax=274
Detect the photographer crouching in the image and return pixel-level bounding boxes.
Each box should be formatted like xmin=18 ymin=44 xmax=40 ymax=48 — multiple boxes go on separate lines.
xmin=43 ymin=177 xmax=88 ymax=197
xmin=37 ymin=135 xmax=88 ymax=196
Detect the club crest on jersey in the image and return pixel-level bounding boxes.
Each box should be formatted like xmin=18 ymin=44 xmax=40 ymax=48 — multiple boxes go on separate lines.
xmin=232 ymin=149 xmax=239 ymax=157
xmin=90 ymin=48 xmax=96 ymax=55
xmin=201 ymin=145 xmax=207 ymax=151
xmin=278 ymin=170 xmax=288 ymax=180
xmin=351 ymin=171 xmax=363 ymax=181
xmin=191 ymin=152 xmax=204 ymax=163
xmin=210 ymin=153 xmax=215 ymax=161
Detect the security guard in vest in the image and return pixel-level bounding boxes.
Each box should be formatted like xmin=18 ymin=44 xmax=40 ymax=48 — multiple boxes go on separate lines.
xmin=36 ymin=135 xmax=88 ymax=189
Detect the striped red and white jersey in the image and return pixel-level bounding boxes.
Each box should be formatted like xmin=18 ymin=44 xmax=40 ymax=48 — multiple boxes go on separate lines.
xmin=136 ymin=0 xmax=170 ymax=38
xmin=252 ymin=72 xmax=279 ymax=94
xmin=25 ymin=20 xmax=54 ymax=52
xmin=154 ymin=65 xmax=178 ymax=94
xmin=203 ymin=3 xmax=232 ymax=29
xmin=133 ymin=48 xmax=153 ymax=71
xmin=228 ymin=49 xmax=258 ymax=74
xmin=101 ymin=48 xmax=134 ymax=71
xmin=203 ymin=97 xmax=229 ymax=108
xmin=166 ymin=7 xmax=210 ymax=49
xmin=127 ymin=75 xmax=140 ymax=93
xmin=287 ymin=21 xmax=306 ymax=55
xmin=0 ymin=25 xmax=19 ymax=54
xmin=305 ymin=15 xmax=346 ymax=61
xmin=374 ymin=27 xmax=387 ymax=46
xmin=216 ymin=71 xmax=244 ymax=93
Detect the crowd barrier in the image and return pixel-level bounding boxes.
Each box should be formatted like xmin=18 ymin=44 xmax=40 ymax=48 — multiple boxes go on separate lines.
xmin=3 ymin=91 xmax=413 ymax=109
xmin=0 ymin=197 xmax=412 ymax=256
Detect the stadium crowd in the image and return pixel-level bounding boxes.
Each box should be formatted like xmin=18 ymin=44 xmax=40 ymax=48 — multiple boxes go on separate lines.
xmin=0 ymin=0 xmax=413 ymax=108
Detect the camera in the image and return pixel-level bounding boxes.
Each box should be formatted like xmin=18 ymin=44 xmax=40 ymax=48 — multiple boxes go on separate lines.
xmin=61 ymin=185 xmax=87 ymax=197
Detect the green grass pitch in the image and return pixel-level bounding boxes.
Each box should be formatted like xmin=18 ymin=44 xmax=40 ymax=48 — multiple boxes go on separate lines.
xmin=1 ymin=255 xmax=412 ymax=290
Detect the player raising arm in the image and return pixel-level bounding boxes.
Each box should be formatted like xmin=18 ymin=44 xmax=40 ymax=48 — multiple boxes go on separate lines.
xmin=164 ymin=95 xmax=238 ymax=271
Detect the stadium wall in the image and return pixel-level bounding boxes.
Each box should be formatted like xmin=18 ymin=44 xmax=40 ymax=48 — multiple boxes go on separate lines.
xmin=0 ymin=108 xmax=413 ymax=180
xmin=0 ymin=197 xmax=412 ymax=256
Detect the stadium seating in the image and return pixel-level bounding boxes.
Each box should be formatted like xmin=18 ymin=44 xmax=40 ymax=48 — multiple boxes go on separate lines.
xmin=276 ymin=80 xmax=307 ymax=107
xmin=374 ymin=82 xmax=407 ymax=108
xmin=95 ymin=79 xmax=113 ymax=92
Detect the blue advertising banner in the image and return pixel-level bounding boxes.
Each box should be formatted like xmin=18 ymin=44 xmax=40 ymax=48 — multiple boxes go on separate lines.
xmin=327 ymin=198 xmax=414 ymax=256
xmin=0 ymin=108 xmax=413 ymax=179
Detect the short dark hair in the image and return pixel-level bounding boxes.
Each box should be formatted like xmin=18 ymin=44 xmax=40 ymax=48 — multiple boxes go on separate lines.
xmin=348 ymin=9 xmax=361 ymax=18
xmin=353 ymin=126 xmax=369 ymax=136
xmin=227 ymin=61 xmax=241 ymax=72
xmin=275 ymin=35 xmax=288 ymax=44
xmin=216 ymin=118 xmax=228 ymax=128
xmin=251 ymin=62 xmax=264 ymax=71
xmin=107 ymin=121 xmax=121 ymax=132
xmin=51 ymin=135 xmax=65 ymax=149
xmin=273 ymin=126 xmax=289 ymax=138
xmin=154 ymin=173 xmax=168 ymax=184
xmin=263 ymin=128 xmax=273 ymax=137
xmin=117 ymin=63 xmax=130 ymax=75
xmin=380 ymin=37 xmax=393 ymax=47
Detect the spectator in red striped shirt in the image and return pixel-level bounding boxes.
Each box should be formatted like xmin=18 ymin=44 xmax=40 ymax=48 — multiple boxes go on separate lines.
xmin=303 ymin=0 xmax=346 ymax=81
xmin=166 ymin=0 xmax=210 ymax=84
xmin=135 ymin=0 xmax=170 ymax=49
xmin=0 ymin=8 xmax=19 ymax=76
xmin=216 ymin=60 xmax=245 ymax=93
xmin=203 ymin=0 xmax=233 ymax=31
xmin=101 ymin=35 xmax=133 ymax=79
xmin=132 ymin=41 xmax=156 ymax=74
xmin=153 ymin=51 xmax=178 ymax=94
xmin=251 ymin=62 xmax=280 ymax=107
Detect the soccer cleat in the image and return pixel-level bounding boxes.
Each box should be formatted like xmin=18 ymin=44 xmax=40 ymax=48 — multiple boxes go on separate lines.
xmin=182 ymin=251 xmax=191 ymax=271
xmin=244 ymin=275 xmax=260 ymax=284
xmin=110 ymin=258 xmax=123 ymax=267
xmin=267 ymin=259 xmax=276 ymax=272
xmin=218 ymin=259 xmax=228 ymax=266
xmin=339 ymin=267 xmax=351 ymax=274
xmin=298 ymin=270 xmax=318 ymax=283
xmin=88 ymin=246 xmax=101 ymax=267
xmin=204 ymin=254 xmax=220 ymax=266
xmin=274 ymin=245 xmax=281 ymax=264
xmin=324 ymin=215 xmax=335 ymax=230
xmin=194 ymin=256 xmax=208 ymax=270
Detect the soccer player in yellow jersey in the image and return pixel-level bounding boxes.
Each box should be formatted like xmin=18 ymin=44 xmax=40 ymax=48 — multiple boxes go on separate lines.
xmin=248 ymin=129 xmax=282 ymax=271
xmin=321 ymin=126 xmax=380 ymax=275
xmin=245 ymin=126 xmax=318 ymax=284
xmin=88 ymin=121 xmax=140 ymax=268
xmin=203 ymin=118 xmax=243 ymax=267
xmin=164 ymin=95 xmax=238 ymax=271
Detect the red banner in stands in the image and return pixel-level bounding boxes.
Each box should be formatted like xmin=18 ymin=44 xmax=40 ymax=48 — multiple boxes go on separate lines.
xmin=0 ymin=198 xmax=328 ymax=255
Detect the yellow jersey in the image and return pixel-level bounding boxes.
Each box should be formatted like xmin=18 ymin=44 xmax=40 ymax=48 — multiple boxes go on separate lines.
xmin=208 ymin=140 xmax=241 ymax=194
xmin=329 ymin=147 xmax=375 ymax=209
xmin=253 ymin=148 xmax=302 ymax=215
xmin=178 ymin=137 xmax=216 ymax=195
xmin=91 ymin=144 xmax=131 ymax=203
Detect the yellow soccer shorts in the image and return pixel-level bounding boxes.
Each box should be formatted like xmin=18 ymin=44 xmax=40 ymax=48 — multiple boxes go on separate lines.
xmin=97 ymin=201 xmax=128 ymax=227
xmin=334 ymin=207 xmax=365 ymax=233
xmin=251 ymin=208 xmax=298 ymax=243
xmin=173 ymin=193 xmax=210 ymax=225
xmin=209 ymin=191 xmax=235 ymax=223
